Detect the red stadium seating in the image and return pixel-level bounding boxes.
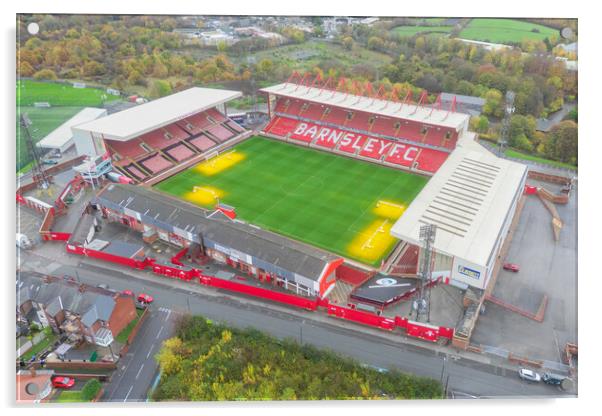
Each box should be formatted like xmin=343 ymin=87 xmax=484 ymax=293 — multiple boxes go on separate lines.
xmin=322 ymin=107 xmax=348 ymax=125
xmin=141 ymin=153 xmax=173 ymax=174
xmin=179 ymin=113 xmax=212 ymax=135
xmin=301 ymin=103 xmax=325 ymax=120
xmin=263 ymin=103 xmax=453 ymax=175
xmin=122 ymin=164 xmax=148 ymax=181
xmin=337 ymin=133 xmax=366 ymax=155
xmin=359 ymin=137 xmax=395 ymax=160
xmin=414 ymin=148 xmax=450 ymax=173
xmin=206 ymin=108 xmax=227 ymax=122
xmin=371 ymin=117 xmax=398 ymax=137
xmin=282 ymin=99 xmax=304 ymax=116
xmin=384 ymin=142 xmax=420 ymax=167
xmin=396 ymin=121 xmax=424 ymax=143
xmin=288 ymin=121 xmax=318 ymax=143
xmin=207 ymin=124 xmax=235 ymax=143
xmin=226 ymin=120 xmax=244 ymax=133
xmin=274 ymin=97 xmax=288 ymax=113
xmin=265 ymin=116 xmax=299 ymax=137
xmin=105 ymin=139 xmax=147 ymax=160
xmin=165 ymin=144 xmax=195 ymax=162
xmin=346 ymin=111 xmax=372 ymax=132
xmin=188 ymin=135 xmax=216 ymax=152
xmin=313 ymin=126 xmax=347 ymax=149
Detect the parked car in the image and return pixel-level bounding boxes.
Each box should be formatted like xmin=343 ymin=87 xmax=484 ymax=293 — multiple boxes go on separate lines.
xmin=503 ymin=263 xmax=520 ymax=272
xmin=542 ymin=372 xmax=565 ymax=387
xmin=122 ymin=289 xmax=134 ymax=297
xmin=518 ymin=368 xmax=541 ymax=382
xmin=96 ymin=283 xmax=109 ymax=290
xmin=41 ymin=159 xmax=58 ymax=165
xmin=137 ymin=293 xmax=154 ymax=304
xmin=52 ymin=376 xmax=75 ymax=389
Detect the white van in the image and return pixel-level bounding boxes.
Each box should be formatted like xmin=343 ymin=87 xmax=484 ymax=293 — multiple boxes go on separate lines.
xmin=16 ymin=233 xmax=33 ymax=249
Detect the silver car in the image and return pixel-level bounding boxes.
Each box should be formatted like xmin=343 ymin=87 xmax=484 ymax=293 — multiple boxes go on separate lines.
xmin=518 ymin=368 xmax=541 ymax=382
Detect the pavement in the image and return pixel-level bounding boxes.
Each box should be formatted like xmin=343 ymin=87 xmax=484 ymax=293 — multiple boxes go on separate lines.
xmin=471 ymin=181 xmax=577 ymax=364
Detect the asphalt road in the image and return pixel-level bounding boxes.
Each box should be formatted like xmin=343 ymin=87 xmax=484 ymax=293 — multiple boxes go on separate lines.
xmin=51 ymin=261 xmax=574 ymax=399
xmin=102 ymin=307 xmax=176 ymax=402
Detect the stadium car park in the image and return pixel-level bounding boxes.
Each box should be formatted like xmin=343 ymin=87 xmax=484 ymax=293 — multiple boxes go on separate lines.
xmin=17 ymin=80 xmax=577 ymax=395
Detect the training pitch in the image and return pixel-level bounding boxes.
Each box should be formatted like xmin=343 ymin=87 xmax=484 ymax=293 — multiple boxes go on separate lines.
xmin=155 ymin=136 xmax=428 ymax=266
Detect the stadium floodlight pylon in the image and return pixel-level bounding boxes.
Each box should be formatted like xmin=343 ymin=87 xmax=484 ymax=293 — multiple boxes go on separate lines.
xmin=414 ymin=223 xmax=437 ymax=322
xmin=20 ymin=113 xmax=52 ymax=191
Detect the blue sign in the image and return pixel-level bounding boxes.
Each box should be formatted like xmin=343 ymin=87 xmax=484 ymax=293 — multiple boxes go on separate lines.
xmin=458 ymin=265 xmax=481 ymax=280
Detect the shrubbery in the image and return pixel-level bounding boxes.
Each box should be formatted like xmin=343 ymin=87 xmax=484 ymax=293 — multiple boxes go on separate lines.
xmin=153 ymin=315 xmax=443 ymax=401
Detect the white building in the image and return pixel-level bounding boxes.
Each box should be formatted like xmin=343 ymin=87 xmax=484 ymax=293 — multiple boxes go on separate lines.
xmin=36 ymin=107 xmax=107 ymax=153
xmin=390 ymin=142 xmax=527 ymax=290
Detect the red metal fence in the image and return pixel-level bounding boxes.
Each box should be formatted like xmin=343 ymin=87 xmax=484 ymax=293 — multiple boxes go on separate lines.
xmin=65 ymin=242 xmax=454 ymax=343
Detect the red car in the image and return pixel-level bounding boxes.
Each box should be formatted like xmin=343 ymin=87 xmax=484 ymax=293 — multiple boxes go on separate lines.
xmin=137 ymin=293 xmax=154 ymax=304
xmin=503 ymin=263 xmax=520 ymax=272
xmin=52 ymin=376 xmax=75 ymax=389
xmin=122 ymin=290 xmax=134 ymax=297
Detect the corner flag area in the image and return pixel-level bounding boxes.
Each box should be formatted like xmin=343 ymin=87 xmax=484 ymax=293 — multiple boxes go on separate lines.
xmin=154 ymin=136 xmax=428 ymax=266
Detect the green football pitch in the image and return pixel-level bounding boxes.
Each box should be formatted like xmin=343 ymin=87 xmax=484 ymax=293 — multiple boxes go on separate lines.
xmin=155 ymin=136 xmax=428 ymax=266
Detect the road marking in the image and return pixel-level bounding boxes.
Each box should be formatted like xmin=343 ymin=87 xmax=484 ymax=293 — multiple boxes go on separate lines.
xmin=124 ymin=385 xmax=134 ymax=402
xmin=165 ymin=309 xmax=171 ymax=322
xmin=156 ymin=326 xmax=164 ymax=339
xmin=135 ymin=364 xmax=145 ymax=380
xmin=146 ymin=345 xmax=154 ymax=359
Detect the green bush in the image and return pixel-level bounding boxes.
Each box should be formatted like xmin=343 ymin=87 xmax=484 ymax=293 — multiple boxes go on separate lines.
xmin=153 ymin=315 xmax=443 ymax=401
xmin=81 ymin=379 xmax=102 ymax=401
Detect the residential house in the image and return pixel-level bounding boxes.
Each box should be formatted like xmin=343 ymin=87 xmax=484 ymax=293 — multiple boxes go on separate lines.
xmin=16 ymin=271 xmax=136 ymax=348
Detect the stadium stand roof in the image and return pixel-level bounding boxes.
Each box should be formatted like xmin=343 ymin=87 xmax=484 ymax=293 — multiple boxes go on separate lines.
xmin=390 ymin=146 xmax=527 ymax=268
xmin=261 ymin=83 xmax=469 ymax=130
xmin=94 ymin=184 xmax=340 ymax=282
xmin=36 ymin=107 xmax=107 ymax=151
xmin=73 ymin=88 xmax=242 ymax=142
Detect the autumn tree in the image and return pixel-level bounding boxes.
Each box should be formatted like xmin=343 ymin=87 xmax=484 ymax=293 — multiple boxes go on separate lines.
xmin=32 ymin=68 xmax=58 ymax=80
xmin=544 ymin=120 xmax=578 ymax=164
xmin=483 ymin=89 xmax=504 ymax=118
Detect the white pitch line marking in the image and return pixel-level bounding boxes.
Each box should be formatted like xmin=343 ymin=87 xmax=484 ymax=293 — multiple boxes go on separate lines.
xmin=124 ymin=385 xmax=134 ymax=402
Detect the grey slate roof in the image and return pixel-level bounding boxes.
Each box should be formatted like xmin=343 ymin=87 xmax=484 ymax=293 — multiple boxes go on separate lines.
xmin=69 ymin=213 xmax=96 ymax=245
xmin=440 ymin=93 xmax=486 ymax=106
xmin=101 ymin=240 xmax=144 ymax=259
xmin=95 ymin=184 xmax=340 ymax=281
xmin=16 ymin=271 xmax=116 ymax=327
xmin=81 ymin=296 xmax=115 ymax=327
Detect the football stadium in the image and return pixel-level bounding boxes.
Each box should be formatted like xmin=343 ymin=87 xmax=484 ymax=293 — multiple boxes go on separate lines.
xmin=69 ymin=74 xmax=526 ymax=301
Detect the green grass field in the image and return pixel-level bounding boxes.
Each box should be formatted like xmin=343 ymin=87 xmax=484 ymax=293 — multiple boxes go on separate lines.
xmin=505 ymin=148 xmax=577 ymax=170
xmin=155 ymin=137 xmax=428 ymax=266
xmin=55 ymin=390 xmax=85 ymax=403
xmin=16 ymin=106 xmax=83 ymax=171
xmin=459 ymin=18 xmax=558 ymax=44
xmin=17 ymin=80 xmax=119 ymax=107
xmin=16 ymin=80 xmax=120 ymax=172
xmin=391 ymin=25 xmax=454 ymax=37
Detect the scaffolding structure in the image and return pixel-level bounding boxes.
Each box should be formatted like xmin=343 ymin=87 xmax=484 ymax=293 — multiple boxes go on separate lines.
xmin=414 ymin=223 xmax=437 ymax=322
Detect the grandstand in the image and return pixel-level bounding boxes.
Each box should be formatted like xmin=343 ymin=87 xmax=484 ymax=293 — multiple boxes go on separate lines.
xmin=72 ymin=87 xmax=250 ymax=183
xmin=260 ymin=76 xmax=471 ymax=175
